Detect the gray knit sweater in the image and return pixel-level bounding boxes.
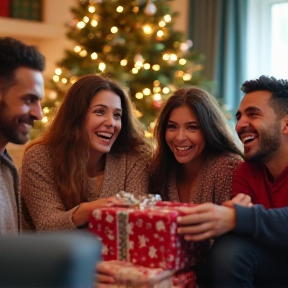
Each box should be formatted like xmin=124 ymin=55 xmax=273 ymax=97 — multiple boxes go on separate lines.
xmin=0 ymin=151 xmax=20 ymax=234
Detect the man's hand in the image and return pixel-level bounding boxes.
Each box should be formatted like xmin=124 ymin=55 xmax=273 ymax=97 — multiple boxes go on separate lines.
xmin=176 ymin=203 xmax=236 ymax=241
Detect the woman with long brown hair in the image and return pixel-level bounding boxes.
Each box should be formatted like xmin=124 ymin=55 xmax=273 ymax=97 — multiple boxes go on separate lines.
xmin=21 ymin=75 xmax=151 ymax=230
xmin=149 ymin=87 xmax=243 ymax=204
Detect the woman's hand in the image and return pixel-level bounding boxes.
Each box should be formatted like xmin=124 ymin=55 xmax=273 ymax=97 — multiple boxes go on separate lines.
xmin=222 ymin=193 xmax=253 ymax=208
xmin=95 ymin=262 xmax=115 ymax=284
xmin=72 ymin=196 xmax=125 ymax=228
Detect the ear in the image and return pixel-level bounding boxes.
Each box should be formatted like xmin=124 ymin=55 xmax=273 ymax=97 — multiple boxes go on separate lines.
xmin=282 ymin=116 xmax=288 ymax=134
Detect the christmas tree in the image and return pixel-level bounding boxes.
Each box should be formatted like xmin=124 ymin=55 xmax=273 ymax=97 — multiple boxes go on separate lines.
xmin=37 ymin=0 xmax=207 ymax=138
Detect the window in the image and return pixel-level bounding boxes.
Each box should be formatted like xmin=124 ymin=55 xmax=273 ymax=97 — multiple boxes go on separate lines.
xmin=247 ymin=0 xmax=288 ymax=80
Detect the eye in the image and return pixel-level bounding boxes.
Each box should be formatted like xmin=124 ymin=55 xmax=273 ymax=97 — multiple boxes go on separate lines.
xmin=114 ymin=112 xmax=122 ymax=119
xmin=93 ymin=109 xmax=105 ymax=115
xmin=187 ymin=125 xmax=198 ymax=131
xmin=23 ymin=96 xmax=37 ymax=104
xmin=166 ymin=123 xmax=176 ymax=129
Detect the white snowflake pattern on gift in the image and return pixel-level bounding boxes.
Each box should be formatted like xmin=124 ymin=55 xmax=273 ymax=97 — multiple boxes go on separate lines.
xmin=148 ymin=246 xmax=157 ymax=258
xmin=170 ymin=222 xmax=177 ymax=233
xmin=92 ymin=210 xmax=102 ymax=220
xmin=102 ymin=245 xmax=108 ymax=255
xmin=105 ymin=213 xmax=114 ymax=223
xmin=136 ymin=218 xmax=143 ymax=227
xmin=138 ymin=235 xmax=146 ymax=248
xmin=127 ymin=223 xmax=134 ymax=234
xmin=106 ymin=228 xmax=115 ymax=240
xmin=168 ymin=254 xmax=175 ymax=262
xmin=129 ymin=241 xmax=134 ymax=250
xmin=156 ymin=220 xmax=166 ymax=231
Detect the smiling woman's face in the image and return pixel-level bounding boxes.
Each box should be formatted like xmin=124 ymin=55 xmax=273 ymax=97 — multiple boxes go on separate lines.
xmin=165 ymin=104 xmax=205 ymax=165
xmin=84 ymin=90 xmax=122 ymax=158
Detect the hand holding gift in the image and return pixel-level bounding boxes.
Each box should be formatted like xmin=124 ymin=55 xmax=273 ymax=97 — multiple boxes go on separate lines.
xmin=176 ymin=203 xmax=237 ymax=241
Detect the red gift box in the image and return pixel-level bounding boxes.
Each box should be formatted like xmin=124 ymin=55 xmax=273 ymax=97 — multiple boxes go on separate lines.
xmin=95 ymin=260 xmax=174 ymax=288
xmin=89 ymin=206 xmax=203 ymax=270
xmin=173 ymin=270 xmax=197 ymax=288
xmin=0 ymin=0 xmax=10 ymax=17
xmin=155 ymin=202 xmax=198 ymax=207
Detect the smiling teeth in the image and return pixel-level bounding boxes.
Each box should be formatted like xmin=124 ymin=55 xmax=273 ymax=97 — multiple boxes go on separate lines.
xmin=242 ymin=135 xmax=255 ymax=143
xmin=96 ymin=132 xmax=112 ymax=139
xmin=177 ymin=146 xmax=191 ymax=151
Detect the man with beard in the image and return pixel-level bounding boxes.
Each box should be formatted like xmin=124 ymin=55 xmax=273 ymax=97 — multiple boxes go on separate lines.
xmin=176 ymin=75 xmax=288 ymax=288
xmin=0 ymin=37 xmax=45 ymax=234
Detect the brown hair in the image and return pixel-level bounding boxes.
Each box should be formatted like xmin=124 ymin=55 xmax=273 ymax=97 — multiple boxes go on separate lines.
xmin=149 ymin=87 xmax=242 ymax=198
xmin=27 ymin=75 xmax=149 ymax=209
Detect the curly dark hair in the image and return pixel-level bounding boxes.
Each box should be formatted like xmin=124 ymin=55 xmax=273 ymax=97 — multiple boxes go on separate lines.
xmin=241 ymin=75 xmax=288 ymax=117
xmin=0 ymin=37 xmax=45 ymax=93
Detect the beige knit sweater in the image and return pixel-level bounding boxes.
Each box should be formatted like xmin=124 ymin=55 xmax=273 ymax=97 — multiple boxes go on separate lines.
xmin=168 ymin=152 xmax=243 ymax=205
xmin=21 ymin=144 xmax=151 ymax=231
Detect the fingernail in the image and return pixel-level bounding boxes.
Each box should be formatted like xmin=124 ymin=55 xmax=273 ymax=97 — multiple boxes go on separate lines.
xmin=177 ymin=216 xmax=181 ymax=222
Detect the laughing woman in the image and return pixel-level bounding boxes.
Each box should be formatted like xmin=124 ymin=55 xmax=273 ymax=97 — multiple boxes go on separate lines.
xmin=21 ymin=75 xmax=151 ymax=231
xmin=149 ymin=87 xmax=243 ymax=204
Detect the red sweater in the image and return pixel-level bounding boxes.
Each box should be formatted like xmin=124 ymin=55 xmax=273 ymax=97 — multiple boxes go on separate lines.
xmin=232 ymin=162 xmax=288 ymax=208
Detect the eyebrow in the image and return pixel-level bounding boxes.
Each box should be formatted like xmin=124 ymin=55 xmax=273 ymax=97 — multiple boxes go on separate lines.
xmin=167 ymin=120 xmax=198 ymax=125
xmin=90 ymin=104 xmax=122 ymax=111
xmin=235 ymin=106 xmax=262 ymax=117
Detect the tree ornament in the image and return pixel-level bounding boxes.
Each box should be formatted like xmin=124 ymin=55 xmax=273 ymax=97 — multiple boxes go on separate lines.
xmin=144 ymin=0 xmax=157 ymax=16
xmin=134 ymin=53 xmax=144 ymax=63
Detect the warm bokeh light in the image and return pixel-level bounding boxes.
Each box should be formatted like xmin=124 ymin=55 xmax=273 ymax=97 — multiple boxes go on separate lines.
xmin=164 ymin=14 xmax=171 ymax=22
xmin=143 ymin=88 xmax=151 ymax=95
xmin=120 ymin=59 xmax=128 ymax=66
xmin=55 ymin=68 xmax=62 ymax=75
xmin=152 ymin=64 xmax=160 ymax=71
xmin=135 ymin=92 xmax=143 ymax=99
xmin=74 ymin=46 xmax=81 ymax=53
xmin=91 ymin=52 xmax=98 ymax=60
xmin=143 ymin=25 xmax=152 ymax=34
xmin=143 ymin=63 xmax=151 ymax=69
xmin=99 ymin=62 xmax=106 ymax=71
xmin=88 ymin=6 xmax=96 ymax=13
xmin=91 ymin=20 xmax=98 ymax=27
xmin=179 ymin=58 xmax=187 ymax=65
xmin=111 ymin=26 xmax=118 ymax=33
xmin=79 ymin=50 xmax=87 ymax=57
xmin=77 ymin=21 xmax=85 ymax=29
xmin=116 ymin=6 xmax=123 ymax=13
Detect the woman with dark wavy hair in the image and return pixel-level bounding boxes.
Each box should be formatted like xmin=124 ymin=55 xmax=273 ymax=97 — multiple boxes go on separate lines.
xmin=21 ymin=75 xmax=151 ymax=230
xmin=149 ymin=87 xmax=242 ymax=204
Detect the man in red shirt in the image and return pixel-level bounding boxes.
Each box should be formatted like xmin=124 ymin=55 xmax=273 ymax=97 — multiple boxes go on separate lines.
xmin=177 ymin=75 xmax=288 ymax=288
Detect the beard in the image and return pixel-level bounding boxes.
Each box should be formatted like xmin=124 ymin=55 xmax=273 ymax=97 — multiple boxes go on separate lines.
xmin=244 ymin=121 xmax=281 ymax=163
xmin=0 ymin=100 xmax=31 ymax=145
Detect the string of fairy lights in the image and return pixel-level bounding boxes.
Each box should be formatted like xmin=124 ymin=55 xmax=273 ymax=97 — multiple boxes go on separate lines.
xmin=41 ymin=0 xmax=198 ymax=135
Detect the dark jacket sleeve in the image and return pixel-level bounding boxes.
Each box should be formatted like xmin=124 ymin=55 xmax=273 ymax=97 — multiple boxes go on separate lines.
xmin=234 ymin=204 xmax=288 ymax=248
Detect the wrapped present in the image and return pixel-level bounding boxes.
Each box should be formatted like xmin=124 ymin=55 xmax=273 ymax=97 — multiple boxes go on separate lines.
xmin=172 ymin=270 xmax=197 ymax=288
xmin=0 ymin=0 xmax=10 ymax=17
xmin=95 ymin=260 xmax=174 ymax=288
xmin=89 ymin=206 xmax=203 ymax=270
xmin=155 ymin=201 xmax=197 ymax=208
xmin=10 ymin=0 xmax=42 ymax=21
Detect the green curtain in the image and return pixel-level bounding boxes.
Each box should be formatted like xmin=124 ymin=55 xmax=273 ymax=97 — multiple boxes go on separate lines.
xmin=189 ymin=0 xmax=248 ymax=111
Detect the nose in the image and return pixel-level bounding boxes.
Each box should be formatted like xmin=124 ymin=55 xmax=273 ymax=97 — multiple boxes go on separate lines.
xmin=175 ymin=128 xmax=187 ymax=142
xmin=30 ymin=101 xmax=43 ymax=120
xmin=104 ymin=113 xmax=116 ymax=127
xmin=235 ymin=116 xmax=249 ymax=133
